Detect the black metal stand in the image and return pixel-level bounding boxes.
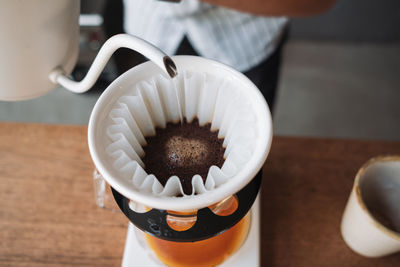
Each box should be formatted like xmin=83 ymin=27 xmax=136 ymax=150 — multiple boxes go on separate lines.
xmin=111 ymin=171 xmax=262 ymax=242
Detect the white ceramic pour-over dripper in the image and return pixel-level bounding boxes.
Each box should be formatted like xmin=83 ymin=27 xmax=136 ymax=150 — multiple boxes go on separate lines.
xmin=88 ymin=56 xmax=273 ymax=211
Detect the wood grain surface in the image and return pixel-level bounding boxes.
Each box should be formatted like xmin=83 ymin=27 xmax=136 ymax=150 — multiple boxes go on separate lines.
xmin=262 ymin=136 xmax=400 ymax=266
xmin=0 ymin=122 xmax=400 ymax=266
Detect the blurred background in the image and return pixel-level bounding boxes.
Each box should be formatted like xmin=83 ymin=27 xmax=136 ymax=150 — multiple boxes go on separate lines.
xmin=1 ymin=0 xmax=399 ymax=141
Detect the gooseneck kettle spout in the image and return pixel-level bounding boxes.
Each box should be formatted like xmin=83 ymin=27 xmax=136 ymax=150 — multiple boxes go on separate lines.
xmin=49 ymin=34 xmax=177 ymax=94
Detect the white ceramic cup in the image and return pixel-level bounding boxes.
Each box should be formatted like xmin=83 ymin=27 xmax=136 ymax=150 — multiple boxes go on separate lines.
xmin=341 ymin=156 xmax=400 ymax=257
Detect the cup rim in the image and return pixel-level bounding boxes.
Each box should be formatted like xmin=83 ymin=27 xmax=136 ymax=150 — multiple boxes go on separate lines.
xmin=88 ymin=55 xmax=273 ymax=211
xmin=354 ymin=155 xmax=400 ymax=241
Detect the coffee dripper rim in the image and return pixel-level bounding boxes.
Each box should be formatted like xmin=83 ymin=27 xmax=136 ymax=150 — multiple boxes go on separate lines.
xmin=88 ymin=55 xmax=272 ymax=211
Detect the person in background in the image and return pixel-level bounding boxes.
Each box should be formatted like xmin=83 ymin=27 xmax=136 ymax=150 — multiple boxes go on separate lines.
xmin=108 ymin=0 xmax=336 ymax=109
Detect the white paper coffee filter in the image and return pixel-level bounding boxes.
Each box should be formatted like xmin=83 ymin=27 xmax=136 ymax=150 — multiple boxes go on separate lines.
xmin=105 ymin=69 xmax=256 ymax=197
xmin=88 ymin=56 xmax=272 ymax=211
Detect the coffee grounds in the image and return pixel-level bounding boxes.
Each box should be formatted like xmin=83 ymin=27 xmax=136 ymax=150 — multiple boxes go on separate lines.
xmin=142 ymin=118 xmax=225 ymax=195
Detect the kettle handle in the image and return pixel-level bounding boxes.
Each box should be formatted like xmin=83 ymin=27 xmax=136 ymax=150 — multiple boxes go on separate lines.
xmin=49 ymin=34 xmax=177 ymax=93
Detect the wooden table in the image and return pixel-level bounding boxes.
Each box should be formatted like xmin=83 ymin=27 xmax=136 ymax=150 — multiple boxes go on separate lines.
xmin=1 ymin=122 xmax=400 ymax=266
